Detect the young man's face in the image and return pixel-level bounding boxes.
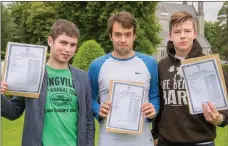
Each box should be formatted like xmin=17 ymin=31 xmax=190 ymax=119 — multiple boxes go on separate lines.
xmin=48 ymin=33 xmax=78 ymax=64
xmin=110 ymin=21 xmax=136 ymax=56
xmin=169 ymin=20 xmax=197 ymax=55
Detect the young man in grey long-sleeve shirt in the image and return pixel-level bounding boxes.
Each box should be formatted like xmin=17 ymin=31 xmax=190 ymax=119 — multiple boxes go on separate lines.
xmin=1 ymin=19 xmax=95 ymax=146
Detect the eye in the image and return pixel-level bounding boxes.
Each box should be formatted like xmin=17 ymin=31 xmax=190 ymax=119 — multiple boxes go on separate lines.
xmin=71 ymin=44 xmax=76 ymax=47
xmin=115 ymin=33 xmax=121 ymax=37
xmin=61 ymin=41 xmax=67 ymax=45
xmin=126 ymin=33 xmax=132 ymax=38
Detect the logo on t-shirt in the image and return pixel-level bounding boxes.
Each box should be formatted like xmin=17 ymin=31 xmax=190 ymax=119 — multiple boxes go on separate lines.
xmin=50 ymin=93 xmax=72 ymax=106
xmin=162 ymin=65 xmax=187 ymax=106
xmin=135 ymin=72 xmax=141 ymax=75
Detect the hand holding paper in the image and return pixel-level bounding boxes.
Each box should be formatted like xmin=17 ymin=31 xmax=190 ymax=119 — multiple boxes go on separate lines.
xmin=202 ymin=101 xmax=224 ymax=125
xmin=1 ymin=81 xmax=8 ymax=94
xmin=99 ymin=101 xmax=112 ymax=118
xmin=141 ymin=102 xmax=156 ymax=119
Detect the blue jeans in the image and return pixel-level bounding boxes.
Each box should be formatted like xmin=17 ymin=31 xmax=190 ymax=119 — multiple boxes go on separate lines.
xmin=196 ymin=142 xmax=215 ymax=146
xmin=157 ymin=142 xmax=215 ymax=146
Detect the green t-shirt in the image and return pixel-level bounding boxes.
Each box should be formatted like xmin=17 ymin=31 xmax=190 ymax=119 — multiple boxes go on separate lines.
xmin=42 ymin=65 xmax=78 ymax=146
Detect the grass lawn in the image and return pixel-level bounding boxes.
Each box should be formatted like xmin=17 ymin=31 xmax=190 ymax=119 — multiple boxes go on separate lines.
xmin=1 ymin=115 xmax=228 ymax=146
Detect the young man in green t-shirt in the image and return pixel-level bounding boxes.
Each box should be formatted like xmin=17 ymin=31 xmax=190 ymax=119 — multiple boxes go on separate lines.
xmin=1 ymin=19 xmax=95 ymax=146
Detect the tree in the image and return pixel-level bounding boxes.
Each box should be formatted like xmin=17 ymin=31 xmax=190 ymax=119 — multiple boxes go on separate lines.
xmin=56 ymin=2 xmax=161 ymax=55
xmin=72 ymin=40 xmax=105 ymax=71
xmin=9 ymin=2 xmax=57 ymax=45
xmin=7 ymin=2 xmax=161 ymax=55
xmin=204 ymin=21 xmax=217 ymax=45
xmin=1 ymin=3 xmax=15 ymax=57
xmin=204 ymin=21 xmax=219 ymax=53
xmin=217 ymin=2 xmax=228 ymax=60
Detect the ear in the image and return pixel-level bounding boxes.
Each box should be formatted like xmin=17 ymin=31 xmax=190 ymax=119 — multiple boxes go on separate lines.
xmin=47 ymin=36 xmax=54 ymax=47
xmin=193 ymin=31 xmax=197 ymax=39
xmin=169 ymin=33 xmax=172 ymax=41
xmin=133 ymin=34 xmax=136 ymax=41
xmin=109 ymin=34 xmax=112 ymax=41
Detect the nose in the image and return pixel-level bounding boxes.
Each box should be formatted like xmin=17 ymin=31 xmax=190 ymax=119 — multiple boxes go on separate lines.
xmin=180 ymin=31 xmax=185 ymax=39
xmin=120 ymin=36 xmax=126 ymax=43
xmin=65 ymin=44 xmax=71 ymax=52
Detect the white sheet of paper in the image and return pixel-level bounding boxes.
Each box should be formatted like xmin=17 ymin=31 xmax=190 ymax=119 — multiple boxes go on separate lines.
xmin=4 ymin=42 xmax=46 ymax=93
xmin=106 ymin=81 xmax=145 ymax=132
xmin=181 ymin=59 xmax=228 ymax=114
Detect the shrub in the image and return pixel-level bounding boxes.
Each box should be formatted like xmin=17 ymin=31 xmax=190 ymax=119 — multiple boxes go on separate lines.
xmin=72 ymin=40 xmax=105 ymax=71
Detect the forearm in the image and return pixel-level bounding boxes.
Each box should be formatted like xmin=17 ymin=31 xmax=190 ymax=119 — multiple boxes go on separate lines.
xmin=92 ymin=100 xmax=104 ymax=121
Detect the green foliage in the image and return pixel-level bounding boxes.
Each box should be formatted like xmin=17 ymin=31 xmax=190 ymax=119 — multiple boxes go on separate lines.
xmin=6 ymin=1 xmax=161 ymax=58
xmin=204 ymin=21 xmax=218 ymax=53
xmin=72 ymin=40 xmax=105 ymax=71
xmin=55 ymin=1 xmax=161 ymax=55
xmin=1 ymin=3 xmax=15 ymax=52
xmin=9 ymin=2 xmax=57 ymax=45
xmin=216 ymin=2 xmax=228 ymax=60
xmin=205 ymin=2 xmax=228 ymax=61
xmin=204 ymin=21 xmax=216 ymax=43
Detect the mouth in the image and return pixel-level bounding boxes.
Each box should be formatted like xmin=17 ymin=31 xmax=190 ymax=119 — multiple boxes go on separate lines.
xmin=62 ymin=54 xmax=70 ymax=58
xmin=119 ymin=45 xmax=128 ymax=48
xmin=180 ymin=42 xmax=187 ymax=45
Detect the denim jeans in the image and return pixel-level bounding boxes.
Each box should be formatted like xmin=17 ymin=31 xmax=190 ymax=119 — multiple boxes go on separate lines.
xmin=157 ymin=142 xmax=215 ymax=146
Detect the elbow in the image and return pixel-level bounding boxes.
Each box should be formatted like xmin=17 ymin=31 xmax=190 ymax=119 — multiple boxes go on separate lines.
xmin=2 ymin=114 xmax=20 ymax=121
xmin=8 ymin=116 xmax=19 ymax=121
xmin=2 ymin=109 xmax=23 ymax=121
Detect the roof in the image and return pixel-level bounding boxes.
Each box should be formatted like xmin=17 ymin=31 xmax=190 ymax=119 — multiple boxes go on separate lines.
xmin=156 ymin=2 xmax=198 ymax=20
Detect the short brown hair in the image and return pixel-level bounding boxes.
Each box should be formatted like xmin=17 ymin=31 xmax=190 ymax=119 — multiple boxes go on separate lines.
xmin=169 ymin=11 xmax=197 ymax=33
xmin=50 ymin=19 xmax=80 ymax=40
xmin=107 ymin=11 xmax=137 ymax=35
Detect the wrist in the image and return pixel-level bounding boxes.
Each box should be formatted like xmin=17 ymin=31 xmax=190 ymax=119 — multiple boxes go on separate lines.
xmin=216 ymin=114 xmax=224 ymax=126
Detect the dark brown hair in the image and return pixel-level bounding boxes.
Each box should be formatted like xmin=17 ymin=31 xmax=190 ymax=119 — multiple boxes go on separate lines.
xmin=169 ymin=11 xmax=197 ymax=33
xmin=107 ymin=11 xmax=137 ymax=35
xmin=50 ymin=19 xmax=80 ymax=40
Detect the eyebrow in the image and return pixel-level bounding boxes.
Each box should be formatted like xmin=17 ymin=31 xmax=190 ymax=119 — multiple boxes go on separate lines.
xmin=114 ymin=32 xmax=132 ymax=34
xmin=60 ymin=40 xmax=77 ymax=45
xmin=173 ymin=28 xmax=192 ymax=31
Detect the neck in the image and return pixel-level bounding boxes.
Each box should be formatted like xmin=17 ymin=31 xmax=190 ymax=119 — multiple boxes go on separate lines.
xmin=175 ymin=48 xmax=192 ymax=58
xmin=112 ymin=50 xmax=135 ymax=59
xmin=46 ymin=57 xmax=69 ymax=69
